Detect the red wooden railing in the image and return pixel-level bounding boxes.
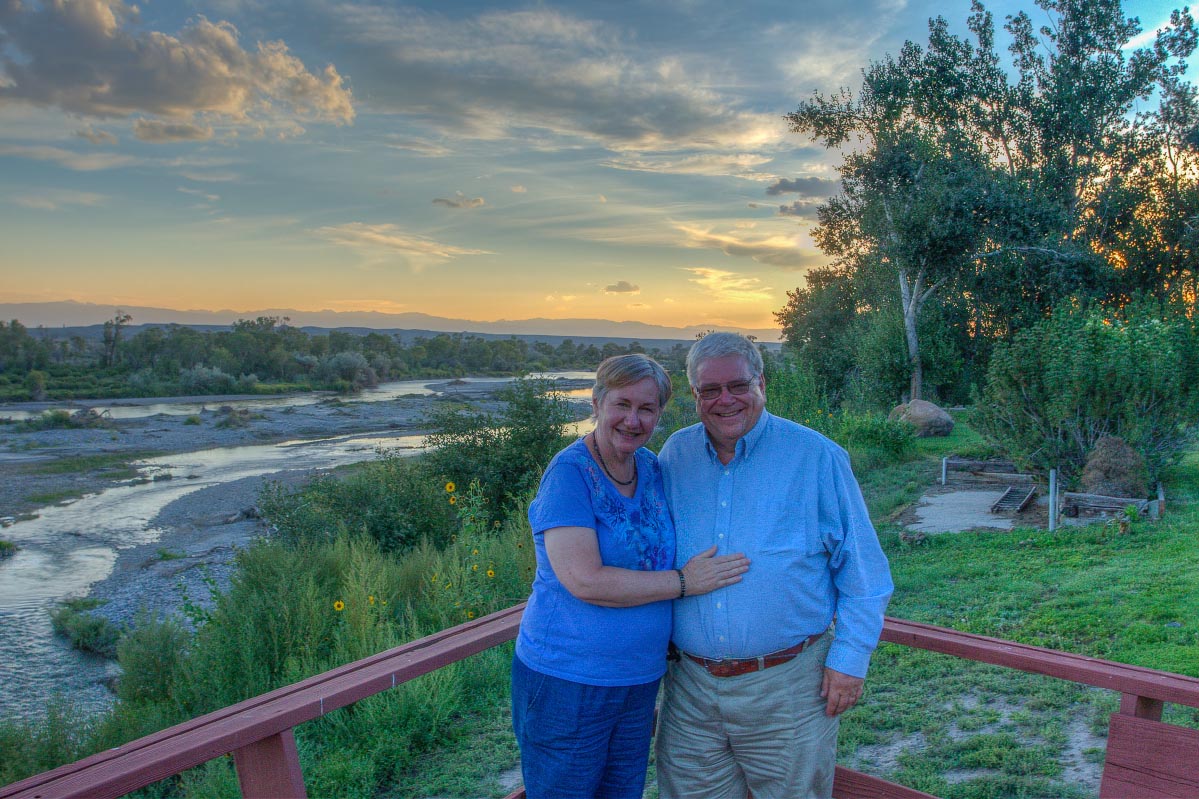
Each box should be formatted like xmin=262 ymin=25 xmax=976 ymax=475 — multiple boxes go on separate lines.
xmin=3 ymin=606 xmax=1198 ymax=799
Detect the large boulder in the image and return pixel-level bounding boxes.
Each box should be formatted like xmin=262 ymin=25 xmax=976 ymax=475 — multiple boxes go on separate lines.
xmin=1081 ymin=436 xmax=1148 ymax=499
xmin=889 ymin=399 xmax=954 ymax=437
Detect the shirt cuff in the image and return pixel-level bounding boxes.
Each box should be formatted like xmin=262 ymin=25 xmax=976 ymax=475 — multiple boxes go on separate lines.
xmin=825 ymin=640 xmax=872 ymax=679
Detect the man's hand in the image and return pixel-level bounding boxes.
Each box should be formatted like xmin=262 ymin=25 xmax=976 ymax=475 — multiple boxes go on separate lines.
xmin=820 ymin=668 xmax=864 ymax=717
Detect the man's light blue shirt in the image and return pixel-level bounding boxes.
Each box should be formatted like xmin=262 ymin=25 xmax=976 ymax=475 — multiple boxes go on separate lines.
xmin=659 ymin=411 xmax=894 ymax=678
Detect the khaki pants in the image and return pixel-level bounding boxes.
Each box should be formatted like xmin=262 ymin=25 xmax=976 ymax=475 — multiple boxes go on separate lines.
xmin=655 ymin=632 xmax=838 ymax=799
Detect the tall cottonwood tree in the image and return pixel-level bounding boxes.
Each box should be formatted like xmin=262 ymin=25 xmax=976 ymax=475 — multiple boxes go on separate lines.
xmin=784 ymin=0 xmax=1197 ymax=402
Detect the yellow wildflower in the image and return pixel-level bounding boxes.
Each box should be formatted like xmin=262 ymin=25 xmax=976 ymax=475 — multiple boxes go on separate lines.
xmin=467 ymin=610 xmax=476 ymax=619
xmin=368 ymin=595 xmax=376 ymax=606
xmin=449 ymin=496 xmax=457 ymax=505
xmin=487 ymin=569 xmax=496 ymax=578
xmin=445 ymin=481 xmax=456 ymax=493
xmin=333 ymin=600 xmax=345 ymax=612
xmin=472 ymin=564 xmax=479 ymax=571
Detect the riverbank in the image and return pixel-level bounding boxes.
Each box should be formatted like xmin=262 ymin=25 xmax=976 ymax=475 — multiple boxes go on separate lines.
xmin=0 ymin=377 xmax=592 ymax=665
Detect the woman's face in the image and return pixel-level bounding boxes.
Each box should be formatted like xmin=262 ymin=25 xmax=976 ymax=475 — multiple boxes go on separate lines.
xmin=592 ymin=377 xmax=662 ymax=457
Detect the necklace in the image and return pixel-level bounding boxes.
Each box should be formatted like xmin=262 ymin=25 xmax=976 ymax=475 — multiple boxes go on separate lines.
xmin=590 ymin=433 xmax=636 ymax=486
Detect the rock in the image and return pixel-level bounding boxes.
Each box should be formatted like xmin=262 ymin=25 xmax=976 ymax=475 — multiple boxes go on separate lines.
xmin=889 ymin=399 xmax=954 ymax=437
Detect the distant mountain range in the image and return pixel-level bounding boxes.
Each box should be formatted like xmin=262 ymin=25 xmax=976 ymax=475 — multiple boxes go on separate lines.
xmin=0 ymin=301 xmax=782 ymax=343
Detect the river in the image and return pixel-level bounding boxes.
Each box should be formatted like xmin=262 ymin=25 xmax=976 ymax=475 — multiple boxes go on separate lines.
xmin=0 ymin=375 xmax=594 ymax=723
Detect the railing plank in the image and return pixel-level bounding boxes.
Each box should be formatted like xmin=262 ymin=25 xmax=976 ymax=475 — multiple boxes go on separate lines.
xmin=881 ymin=618 xmax=1199 ymax=707
xmin=0 ymin=605 xmax=525 ymax=799
xmin=833 ymin=766 xmax=939 ymax=798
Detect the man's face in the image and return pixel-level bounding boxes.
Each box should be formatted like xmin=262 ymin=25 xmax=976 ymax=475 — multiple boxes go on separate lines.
xmin=692 ymin=354 xmax=766 ymax=453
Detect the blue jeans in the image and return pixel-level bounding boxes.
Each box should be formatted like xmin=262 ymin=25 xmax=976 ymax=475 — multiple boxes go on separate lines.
xmin=511 ymin=654 xmax=660 ymax=799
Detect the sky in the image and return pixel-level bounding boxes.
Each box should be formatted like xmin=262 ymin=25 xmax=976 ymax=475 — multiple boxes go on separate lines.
xmin=0 ymin=0 xmax=1183 ymax=335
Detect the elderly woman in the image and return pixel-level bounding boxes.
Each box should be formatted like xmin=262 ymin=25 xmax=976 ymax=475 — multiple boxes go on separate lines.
xmin=512 ymin=354 xmax=751 ymax=799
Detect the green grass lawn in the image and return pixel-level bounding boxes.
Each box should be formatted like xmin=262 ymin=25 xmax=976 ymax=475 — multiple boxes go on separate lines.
xmin=405 ymin=428 xmax=1199 ymax=799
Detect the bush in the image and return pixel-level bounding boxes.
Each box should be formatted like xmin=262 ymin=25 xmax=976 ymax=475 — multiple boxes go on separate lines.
xmin=423 ymin=379 xmax=573 ymax=516
xmin=50 ymin=599 xmax=122 ymax=658
xmin=831 ymin=409 xmax=916 ymax=470
xmin=115 ymin=613 xmax=190 ymax=705
xmin=0 ymin=539 xmax=15 ymax=559
xmin=259 ymin=453 xmax=458 ymax=553
xmin=179 ymin=366 xmax=237 ymax=395
xmin=972 ymin=301 xmax=1199 ymax=485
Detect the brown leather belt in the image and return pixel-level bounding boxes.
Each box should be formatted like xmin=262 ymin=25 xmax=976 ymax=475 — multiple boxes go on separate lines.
xmin=681 ymin=631 xmax=826 ymax=678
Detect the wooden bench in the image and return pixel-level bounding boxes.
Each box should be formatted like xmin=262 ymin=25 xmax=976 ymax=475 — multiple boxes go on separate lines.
xmin=4 ymin=610 xmax=1199 ymax=799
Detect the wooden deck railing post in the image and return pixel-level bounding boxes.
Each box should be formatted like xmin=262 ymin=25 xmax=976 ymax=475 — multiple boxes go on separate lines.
xmin=1118 ymin=693 xmax=1165 ymax=721
xmin=233 ymin=729 xmax=307 ymax=799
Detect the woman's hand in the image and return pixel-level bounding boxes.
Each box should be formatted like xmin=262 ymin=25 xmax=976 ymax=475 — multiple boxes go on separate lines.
xmin=679 ymin=545 xmax=750 ymax=596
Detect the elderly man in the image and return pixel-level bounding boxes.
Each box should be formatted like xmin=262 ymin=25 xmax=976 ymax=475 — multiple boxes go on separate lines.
xmin=656 ymin=332 xmax=894 ymax=799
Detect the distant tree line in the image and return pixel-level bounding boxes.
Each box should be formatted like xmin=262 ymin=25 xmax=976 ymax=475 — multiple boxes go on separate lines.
xmin=0 ymin=315 xmax=689 ymax=401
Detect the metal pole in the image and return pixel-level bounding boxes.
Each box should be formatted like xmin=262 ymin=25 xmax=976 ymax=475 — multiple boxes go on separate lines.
xmin=1048 ymin=469 xmax=1057 ymax=532
xmin=942 ymin=456 xmax=947 ymax=486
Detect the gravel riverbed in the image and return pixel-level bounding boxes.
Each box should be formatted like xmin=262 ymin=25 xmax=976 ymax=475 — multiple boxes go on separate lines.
xmin=0 ymin=378 xmax=590 ymax=640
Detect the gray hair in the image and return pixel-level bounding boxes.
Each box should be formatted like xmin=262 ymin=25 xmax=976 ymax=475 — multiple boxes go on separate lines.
xmin=686 ymin=332 xmax=763 ymax=386
xmin=593 ymin=354 xmax=673 ymax=408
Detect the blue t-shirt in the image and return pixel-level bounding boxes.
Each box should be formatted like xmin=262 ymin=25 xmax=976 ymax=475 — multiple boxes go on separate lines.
xmin=516 ymin=438 xmax=676 ymax=686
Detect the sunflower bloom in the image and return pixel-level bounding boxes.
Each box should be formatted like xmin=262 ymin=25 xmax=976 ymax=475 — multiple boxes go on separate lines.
xmin=333 ymin=600 xmax=345 ymax=612
xmin=445 ymin=481 xmax=456 ymax=493
xmin=487 ymin=569 xmax=496 ymax=578
xmin=449 ymin=496 xmax=457 ymax=505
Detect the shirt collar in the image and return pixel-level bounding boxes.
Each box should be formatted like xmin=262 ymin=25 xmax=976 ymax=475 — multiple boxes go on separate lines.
xmin=702 ymin=409 xmax=772 ymax=464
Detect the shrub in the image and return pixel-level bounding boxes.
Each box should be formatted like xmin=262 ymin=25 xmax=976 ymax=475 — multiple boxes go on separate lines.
xmin=972 ymin=300 xmax=1199 ymax=485
xmin=423 ymin=379 xmax=573 ymax=516
xmin=0 ymin=539 xmax=16 ymax=559
xmin=50 ymin=599 xmax=122 ymax=658
xmin=115 ymin=613 xmax=190 ymax=705
xmin=831 ymin=409 xmax=916 ymax=470
xmin=260 ymin=453 xmax=458 ymax=553
xmin=179 ymin=365 xmax=237 ymax=395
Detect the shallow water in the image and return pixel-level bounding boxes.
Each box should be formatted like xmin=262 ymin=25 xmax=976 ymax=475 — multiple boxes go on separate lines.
xmin=0 ymin=430 xmax=428 ymax=722
xmin=0 ymin=372 xmax=593 ymax=421
xmin=0 ymin=373 xmax=596 ymax=723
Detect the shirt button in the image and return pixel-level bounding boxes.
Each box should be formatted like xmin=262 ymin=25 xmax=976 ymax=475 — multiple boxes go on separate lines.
xmin=718 ymin=635 xmax=725 ymax=641
xmin=718 ymin=533 xmax=724 ymax=539
xmin=721 ymin=501 xmax=728 ymax=507
xmin=716 ymin=602 xmax=722 ymax=609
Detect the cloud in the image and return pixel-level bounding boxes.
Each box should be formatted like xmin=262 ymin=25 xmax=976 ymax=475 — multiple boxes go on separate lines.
xmin=685 ymin=268 xmax=775 ymax=303
xmin=604 ymin=280 xmax=640 ymax=294
xmin=178 ymin=186 xmax=221 ymax=203
xmin=778 ymin=199 xmax=823 ymax=217
xmin=0 ymin=144 xmax=137 ymax=171
xmin=605 ymin=152 xmax=774 ymax=179
xmin=75 ymin=127 xmax=117 ymax=145
xmin=385 ymin=137 xmax=451 ymax=157
xmin=432 ymin=191 xmax=485 ymax=209
xmin=12 ymin=189 xmax=105 ymax=211
xmin=510 ymin=185 xmax=527 ymax=193
xmin=0 ymin=0 xmax=354 ymax=136
xmin=314 ymin=222 xmax=491 ymax=263
xmin=326 ymin=6 xmax=785 ymax=152
xmin=674 ymin=222 xmax=823 ymax=268
xmin=765 ymin=177 xmax=838 ymax=196
xmin=134 ymin=119 xmax=214 ymax=143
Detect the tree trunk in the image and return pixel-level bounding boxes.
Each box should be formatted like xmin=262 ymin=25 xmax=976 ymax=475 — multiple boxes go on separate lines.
xmin=899 ymin=268 xmax=923 ymax=402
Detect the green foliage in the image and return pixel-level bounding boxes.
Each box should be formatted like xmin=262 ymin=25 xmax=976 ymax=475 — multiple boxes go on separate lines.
xmin=115 ymin=613 xmax=189 ymax=705
xmin=259 ymin=453 xmax=458 ymax=553
xmin=50 ymin=599 xmax=123 ymax=658
xmin=972 ymin=301 xmax=1199 ymax=485
xmin=0 ymin=699 xmax=92 ymax=787
xmin=832 ymin=410 xmax=916 ymax=471
xmin=0 ymin=539 xmax=16 ymax=559
xmin=424 ymin=379 xmax=573 ymax=515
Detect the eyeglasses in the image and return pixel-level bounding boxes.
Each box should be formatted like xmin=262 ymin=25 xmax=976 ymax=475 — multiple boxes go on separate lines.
xmin=694 ymin=378 xmax=757 ymax=401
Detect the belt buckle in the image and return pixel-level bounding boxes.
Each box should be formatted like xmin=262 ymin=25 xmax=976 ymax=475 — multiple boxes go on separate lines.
xmin=756 ymin=655 xmax=766 ymax=671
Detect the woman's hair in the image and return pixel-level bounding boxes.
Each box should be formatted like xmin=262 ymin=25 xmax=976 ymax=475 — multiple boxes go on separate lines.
xmin=686 ymin=332 xmax=763 ymax=386
xmin=593 ymin=354 xmax=673 ymax=408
